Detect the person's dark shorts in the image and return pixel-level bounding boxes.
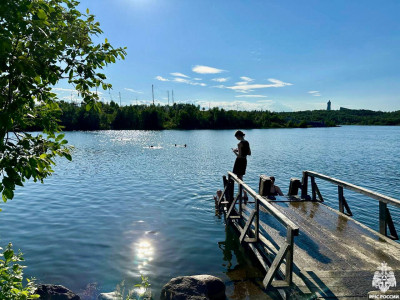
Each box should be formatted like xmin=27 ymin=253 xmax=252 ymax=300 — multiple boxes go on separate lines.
xmin=233 ymin=157 xmax=247 ymax=176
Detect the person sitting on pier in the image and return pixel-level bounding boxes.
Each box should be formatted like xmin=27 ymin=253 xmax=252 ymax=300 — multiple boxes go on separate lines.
xmin=232 ymin=130 xmax=251 ymax=200
xmin=270 ymin=176 xmax=284 ymax=196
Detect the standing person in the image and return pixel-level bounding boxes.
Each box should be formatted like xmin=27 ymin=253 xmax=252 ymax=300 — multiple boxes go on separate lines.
xmin=232 ymin=130 xmax=251 ymax=200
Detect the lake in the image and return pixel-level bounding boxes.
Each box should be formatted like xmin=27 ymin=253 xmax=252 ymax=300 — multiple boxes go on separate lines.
xmin=0 ymin=126 xmax=399 ymax=299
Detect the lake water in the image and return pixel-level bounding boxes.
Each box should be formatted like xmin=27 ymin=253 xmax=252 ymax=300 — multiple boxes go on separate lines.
xmin=0 ymin=126 xmax=399 ymax=299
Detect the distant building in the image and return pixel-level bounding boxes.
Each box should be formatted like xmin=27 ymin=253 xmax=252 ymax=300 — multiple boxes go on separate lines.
xmin=327 ymin=100 xmax=331 ymax=111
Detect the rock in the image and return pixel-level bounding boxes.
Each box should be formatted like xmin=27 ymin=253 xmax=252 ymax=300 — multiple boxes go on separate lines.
xmin=36 ymin=284 xmax=80 ymax=300
xmin=160 ymin=275 xmax=226 ymax=300
xmin=97 ymin=291 xmax=119 ymax=300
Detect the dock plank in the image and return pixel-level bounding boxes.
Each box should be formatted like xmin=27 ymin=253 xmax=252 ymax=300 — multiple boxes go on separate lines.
xmin=258 ymin=200 xmax=400 ymax=298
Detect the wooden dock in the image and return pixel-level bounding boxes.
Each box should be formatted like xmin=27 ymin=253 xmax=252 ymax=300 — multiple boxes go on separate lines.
xmin=216 ymin=171 xmax=400 ymax=299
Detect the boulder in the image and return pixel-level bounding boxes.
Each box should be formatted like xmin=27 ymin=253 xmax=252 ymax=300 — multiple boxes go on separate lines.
xmin=36 ymin=284 xmax=80 ymax=300
xmin=160 ymin=275 xmax=226 ymax=300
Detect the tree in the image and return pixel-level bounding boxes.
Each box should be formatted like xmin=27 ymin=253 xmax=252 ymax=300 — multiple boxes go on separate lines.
xmin=0 ymin=0 xmax=126 ymax=203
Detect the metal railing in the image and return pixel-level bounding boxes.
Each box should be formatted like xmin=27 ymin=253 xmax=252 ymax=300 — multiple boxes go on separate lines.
xmin=217 ymin=171 xmax=299 ymax=289
xmin=301 ymin=170 xmax=400 ymax=240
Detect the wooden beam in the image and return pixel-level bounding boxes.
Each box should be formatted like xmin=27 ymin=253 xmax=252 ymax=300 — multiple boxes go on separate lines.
xmin=285 ymin=229 xmax=295 ymax=284
xmin=244 ymin=237 xmax=258 ymax=243
xmin=217 ymin=184 xmax=228 ymax=207
xmin=226 ymin=195 xmax=237 ymax=219
xmin=301 ymin=171 xmax=308 ymax=199
xmin=379 ymin=201 xmax=387 ymax=236
xmin=263 ymin=243 xmax=290 ymax=288
xmin=239 ymin=209 xmax=256 ymax=243
xmin=314 ymin=181 xmax=324 ymax=202
xmin=386 ymin=207 xmax=399 ymax=240
xmin=342 ymin=196 xmax=353 ymax=216
xmin=305 ymin=171 xmax=400 ymax=208
xmin=311 ymin=176 xmax=317 ymax=201
xmin=271 ymin=281 xmax=290 ymax=288
xmin=338 ymin=186 xmax=344 ymax=214
xmin=238 ymin=184 xmax=243 ymax=216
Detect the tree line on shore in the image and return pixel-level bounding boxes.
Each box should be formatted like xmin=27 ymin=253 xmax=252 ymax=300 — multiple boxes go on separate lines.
xmin=27 ymin=100 xmax=400 ymax=131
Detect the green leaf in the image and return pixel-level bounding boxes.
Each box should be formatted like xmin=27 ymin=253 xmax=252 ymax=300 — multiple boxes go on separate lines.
xmin=64 ymin=153 xmax=72 ymax=161
xmin=55 ymin=134 xmax=65 ymax=141
xmin=4 ymin=248 xmax=14 ymax=261
xmin=15 ymin=180 xmax=24 ymax=187
xmin=37 ymin=9 xmax=47 ymax=20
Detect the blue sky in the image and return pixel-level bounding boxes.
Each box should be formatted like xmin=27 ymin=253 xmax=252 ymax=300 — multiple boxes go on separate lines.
xmin=55 ymin=0 xmax=400 ymax=111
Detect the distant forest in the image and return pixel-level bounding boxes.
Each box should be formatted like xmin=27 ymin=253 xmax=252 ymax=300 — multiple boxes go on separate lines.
xmin=40 ymin=101 xmax=400 ymax=131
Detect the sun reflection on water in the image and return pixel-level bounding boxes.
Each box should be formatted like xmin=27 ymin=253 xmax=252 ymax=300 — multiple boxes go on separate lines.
xmin=134 ymin=239 xmax=154 ymax=274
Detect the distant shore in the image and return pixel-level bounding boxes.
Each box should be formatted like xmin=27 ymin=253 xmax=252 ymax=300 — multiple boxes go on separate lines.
xmin=27 ymin=101 xmax=400 ymax=131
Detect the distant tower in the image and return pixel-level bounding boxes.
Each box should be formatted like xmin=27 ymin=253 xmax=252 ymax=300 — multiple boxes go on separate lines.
xmin=327 ymin=100 xmax=331 ymax=111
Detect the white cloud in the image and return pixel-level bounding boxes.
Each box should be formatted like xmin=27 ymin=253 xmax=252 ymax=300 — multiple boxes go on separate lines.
xmin=308 ymin=91 xmax=321 ymax=96
xmin=212 ymin=77 xmax=229 ymax=82
xmin=192 ymin=65 xmax=224 ymax=74
xmin=235 ymin=81 xmax=250 ymax=86
xmin=174 ymin=77 xmax=190 ymax=84
xmin=235 ymin=94 xmax=268 ymax=98
xmin=170 ymin=72 xmax=190 ymax=78
xmin=227 ymin=78 xmax=293 ymax=92
xmin=240 ymin=76 xmax=253 ymax=82
xmin=211 ymin=85 xmax=226 ymax=89
xmin=155 ymin=76 xmax=169 ymax=81
xmin=173 ymin=77 xmax=207 ymax=87
xmin=124 ymin=88 xmax=143 ymax=94
xmin=193 ymin=78 xmax=202 ymax=81
xmin=194 ymin=99 xmax=291 ymax=111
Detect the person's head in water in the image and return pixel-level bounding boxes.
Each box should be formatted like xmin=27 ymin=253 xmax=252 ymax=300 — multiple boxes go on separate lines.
xmin=234 ymin=130 xmax=245 ymax=140
xmin=270 ymin=176 xmax=275 ymax=183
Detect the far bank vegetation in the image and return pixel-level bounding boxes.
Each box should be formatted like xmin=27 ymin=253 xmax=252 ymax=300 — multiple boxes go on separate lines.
xmin=28 ymin=101 xmax=400 ymax=131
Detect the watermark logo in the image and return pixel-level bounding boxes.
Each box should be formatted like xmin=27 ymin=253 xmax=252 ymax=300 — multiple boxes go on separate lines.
xmin=372 ymin=262 xmax=396 ymax=293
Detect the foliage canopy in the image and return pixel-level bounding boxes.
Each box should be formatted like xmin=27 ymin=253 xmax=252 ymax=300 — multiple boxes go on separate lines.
xmin=0 ymin=0 xmax=126 ymax=203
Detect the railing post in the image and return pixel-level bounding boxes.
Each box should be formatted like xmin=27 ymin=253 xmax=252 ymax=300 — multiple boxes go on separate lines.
xmin=255 ymin=196 xmax=259 ymax=242
xmin=301 ymin=172 xmax=308 ymax=199
xmin=227 ymin=174 xmax=234 ymax=203
xmin=239 ymin=183 xmax=243 ymax=217
xmin=379 ymin=201 xmax=387 ymax=236
xmin=285 ymin=228 xmax=294 ymax=285
xmin=288 ymin=178 xmax=301 ymax=196
xmin=338 ymin=186 xmax=344 ymax=213
xmin=311 ymin=177 xmax=316 ymax=201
